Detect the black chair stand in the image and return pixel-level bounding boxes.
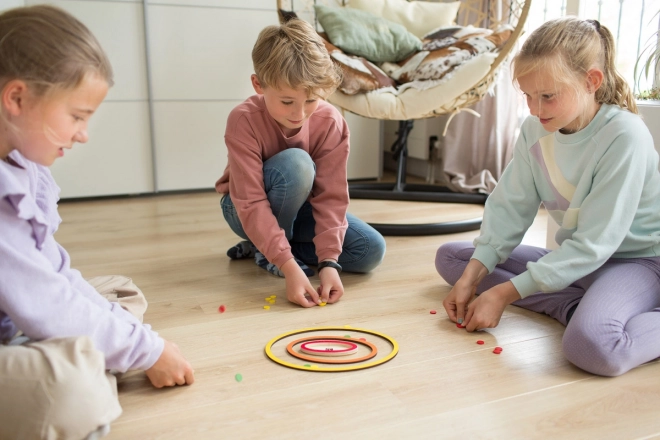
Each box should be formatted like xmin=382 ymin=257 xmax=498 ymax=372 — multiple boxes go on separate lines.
xmin=349 ymin=120 xmax=487 ymax=236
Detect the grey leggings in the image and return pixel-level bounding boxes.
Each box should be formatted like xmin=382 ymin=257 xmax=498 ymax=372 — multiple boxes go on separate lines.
xmin=435 ymin=241 xmax=660 ymax=377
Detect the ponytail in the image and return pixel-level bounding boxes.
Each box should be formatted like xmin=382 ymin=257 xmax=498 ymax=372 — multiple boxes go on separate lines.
xmin=593 ymin=21 xmax=637 ymax=114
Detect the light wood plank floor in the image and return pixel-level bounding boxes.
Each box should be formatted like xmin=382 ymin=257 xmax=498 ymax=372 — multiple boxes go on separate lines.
xmin=55 ymin=192 xmax=660 ymax=440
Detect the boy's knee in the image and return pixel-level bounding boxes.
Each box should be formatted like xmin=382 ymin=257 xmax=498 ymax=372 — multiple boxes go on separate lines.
xmin=362 ymin=233 xmax=386 ymax=272
xmin=285 ymin=148 xmax=315 ymax=171
xmin=562 ymin=325 xmax=628 ymax=377
xmin=273 ymin=149 xmax=315 ymax=190
xmin=1 ymin=337 xmax=123 ymax=439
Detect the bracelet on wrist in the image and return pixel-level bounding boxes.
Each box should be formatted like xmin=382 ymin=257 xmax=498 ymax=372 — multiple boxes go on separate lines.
xmin=318 ymin=260 xmax=342 ymax=273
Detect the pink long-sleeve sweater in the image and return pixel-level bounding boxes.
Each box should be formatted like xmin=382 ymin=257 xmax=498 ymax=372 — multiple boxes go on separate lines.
xmin=215 ymin=95 xmax=350 ymax=268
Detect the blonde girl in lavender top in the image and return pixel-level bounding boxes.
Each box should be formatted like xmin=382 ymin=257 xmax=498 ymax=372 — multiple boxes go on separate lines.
xmin=0 ymin=6 xmax=194 ymax=438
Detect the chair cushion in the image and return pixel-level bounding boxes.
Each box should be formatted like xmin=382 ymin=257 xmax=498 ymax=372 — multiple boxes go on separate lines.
xmin=314 ymin=4 xmax=422 ymax=62
xmin=349 ymin=0 xmax=461 ymax=39
xmin=328 ymin=51 xmax=497 ymax=120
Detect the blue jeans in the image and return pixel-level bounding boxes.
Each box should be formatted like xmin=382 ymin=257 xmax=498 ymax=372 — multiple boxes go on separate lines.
xmin=220 ymin=149 xmax=385 ymax=273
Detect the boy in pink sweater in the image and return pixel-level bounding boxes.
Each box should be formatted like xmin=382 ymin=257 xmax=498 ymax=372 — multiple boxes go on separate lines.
xmin=216 ymin=18 xmax=385 ymax=308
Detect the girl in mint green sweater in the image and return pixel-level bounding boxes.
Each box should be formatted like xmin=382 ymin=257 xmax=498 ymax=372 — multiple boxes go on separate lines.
xmin=436 ymin=17 xmax=660 ymax=377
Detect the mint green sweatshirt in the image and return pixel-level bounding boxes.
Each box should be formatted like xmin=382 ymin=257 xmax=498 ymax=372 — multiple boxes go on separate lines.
xmin=472 ymin=104 xmax=660 ymax=298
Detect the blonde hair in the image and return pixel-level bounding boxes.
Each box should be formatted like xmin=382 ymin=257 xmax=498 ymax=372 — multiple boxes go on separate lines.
xmin=0 ymin=5 xmax=113 ymax=98
xmin=512 ymin=17 xmax=637 ymax=116
xmin=252 ymin=18 xmax=341 ymax=98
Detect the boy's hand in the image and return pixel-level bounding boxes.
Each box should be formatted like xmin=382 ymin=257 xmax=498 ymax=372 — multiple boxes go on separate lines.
xmin=462 ymin=281 xmax=521 ymax=332
xmin=146 ymin=339 xmax=195 ymax=388
xmin=282 ymin=258 xmax=320 ymax=307
xmin=318 ymin=265 xmax=344 ymax=304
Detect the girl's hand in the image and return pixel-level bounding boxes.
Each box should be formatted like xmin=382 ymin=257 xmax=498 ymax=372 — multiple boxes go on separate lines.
xmin=443 ymin=279 xmax=477 ymax=324
xmin=317 ymin=265 xmax=344 ymax=304
xmin=145 ymin=340 xmax=195 ymax=388
xmin=281 ymin=258 xmax=320 ymax=307
xmin=442 ymin=259 xmax=489 ymax=324
xmin=462 ymin=281 xmax=521 ymax=332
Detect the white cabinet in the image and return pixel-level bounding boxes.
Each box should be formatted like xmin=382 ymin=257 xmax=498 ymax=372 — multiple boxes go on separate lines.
xmin=32 ymin=0 xmax=154 ymax=197
xmin=146 ymin=3 xmax=276 ymax=191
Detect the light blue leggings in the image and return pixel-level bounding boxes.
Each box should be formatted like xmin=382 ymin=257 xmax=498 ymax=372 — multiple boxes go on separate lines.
xmin=436 ymin=241 xmax=660 ymax=377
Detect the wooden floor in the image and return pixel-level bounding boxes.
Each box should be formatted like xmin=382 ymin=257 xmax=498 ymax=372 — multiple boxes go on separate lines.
xmin=55 ymin=192 xmax=660 ymax=440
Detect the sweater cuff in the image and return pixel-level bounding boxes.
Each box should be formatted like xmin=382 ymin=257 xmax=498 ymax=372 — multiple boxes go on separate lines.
xmin=510 ymin=271 xmax=540 ymax=298
xmin=316 ymin=248 xmax=341 ymax=263
xmin=471 ymin=244 xmax=500 ymax=273
xmin=272 ymin=250 xmax=294 ymax=269
xmin=140 ymin=336 xmax=165 ymax=371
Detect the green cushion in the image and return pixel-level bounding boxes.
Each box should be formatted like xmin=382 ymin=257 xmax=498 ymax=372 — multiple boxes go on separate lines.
xmin=315 ymin=4 xmax=422 ymax=63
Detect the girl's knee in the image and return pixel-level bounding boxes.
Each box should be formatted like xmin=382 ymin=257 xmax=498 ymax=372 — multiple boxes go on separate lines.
xmin=562 ymin=325 xmax=629 ymax=377
xmin=43 ymin=337 xmax=122 ymax=437
xmin=435 ymin=241 xmax=472 ymax=282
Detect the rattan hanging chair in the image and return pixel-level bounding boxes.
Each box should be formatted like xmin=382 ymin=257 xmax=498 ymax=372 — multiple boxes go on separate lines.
xmin=276 ymin=0 xmax=532 ymax=235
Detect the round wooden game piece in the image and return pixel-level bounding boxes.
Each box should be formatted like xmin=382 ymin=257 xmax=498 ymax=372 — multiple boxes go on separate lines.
xmin=300 ymin=340 xmax=359 ymax=357
xmin=286 ymin=336 xmax=378 ymax=364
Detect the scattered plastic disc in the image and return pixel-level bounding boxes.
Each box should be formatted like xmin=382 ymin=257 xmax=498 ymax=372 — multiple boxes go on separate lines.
xmin=263 ymin=305 xmax=270 ymax=310
xmin=430 ymin=310 xmax=437 ymax=314
xmin=218 ymin=305 xmax=226 ymax=313
xmin=477 ymin=340 xmax=484 ymax=345
xmin=235 ymin=374 xmax=242 ymax=382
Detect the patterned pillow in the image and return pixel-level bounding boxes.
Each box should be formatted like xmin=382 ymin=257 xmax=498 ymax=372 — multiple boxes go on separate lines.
xmin=321 ymin=36 xmax=396 ymax=95
xmin=388 ymin=26 xmax=513 ymax=84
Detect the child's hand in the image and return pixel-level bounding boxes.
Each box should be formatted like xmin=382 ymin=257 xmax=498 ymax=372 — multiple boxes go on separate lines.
xmin=281 ymin=258 xmax=320 ymax=307
xmin=442 ymin=279 xmax=477 ymax=324
xmin=318 ymin=266 xmax=344 ymax=304
xmin=443 ymin=259 xmax=488 ymax=324
xmin=146 ymin=339 xmax=195 ymax=388
xmin=462 ymin=281 xmax=521 ymax=332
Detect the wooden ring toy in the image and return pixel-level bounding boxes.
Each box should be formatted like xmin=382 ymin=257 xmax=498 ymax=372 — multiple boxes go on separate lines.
xmin=300 ymin=339 xmax=359 ymax=357
xmin=264 ymin=326 xmax=399 ymax=372
xmin=287 ymin=336 xmax=377 ymax=364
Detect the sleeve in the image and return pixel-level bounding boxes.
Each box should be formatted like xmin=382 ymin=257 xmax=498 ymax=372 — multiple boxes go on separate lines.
xmin=472 ymin=124 xmax=542 ymax=273
xmin=309 ymin=118 xmax=350 ymax=262
xmin=226 ymin=117 xmax=293 ymax=268
xmin=510 ymin=124 xmax=652 ymax=297
xmin=0 ymin=201 xmax=163 ymax=372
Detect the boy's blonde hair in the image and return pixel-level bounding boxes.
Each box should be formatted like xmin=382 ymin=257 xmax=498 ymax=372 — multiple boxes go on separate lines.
xmin=252 ymin=18 xmax=341 ymax=98
xmin=512 ymin=17 xmax=637 ymax=116
xmin=0 ymin=5 xmax=113 ymax=98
